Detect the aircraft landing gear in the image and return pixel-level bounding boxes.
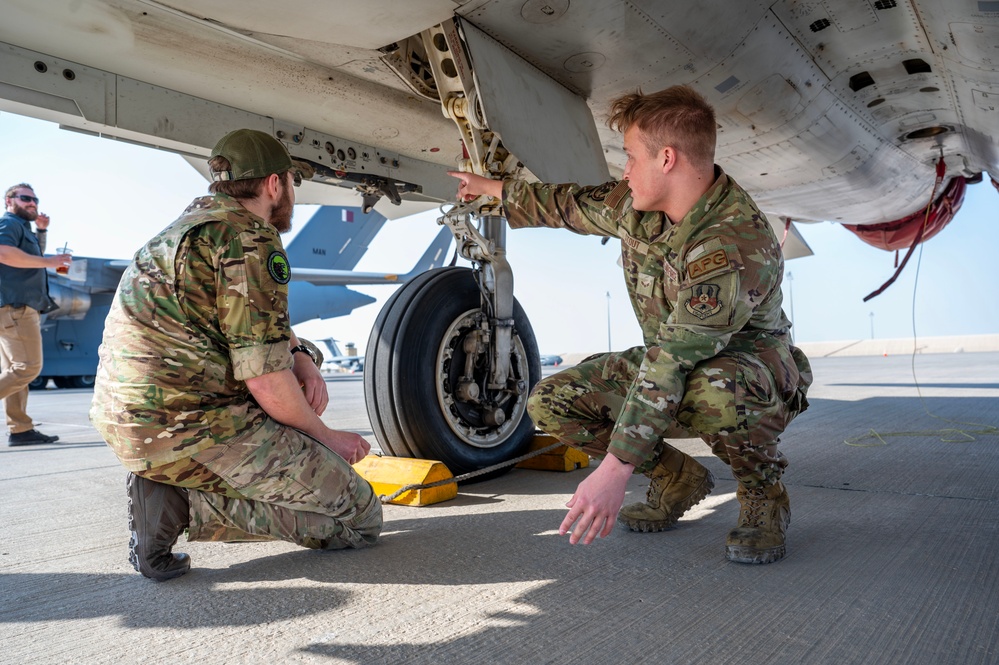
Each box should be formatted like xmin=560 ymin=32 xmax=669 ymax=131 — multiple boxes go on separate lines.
xmin=30 ymin=375 xmax=96 ymax=390
xmin=54 ymin=375 xmax=96 ymax=389
xmin=364 ymin=266 xmax=540 ymax=475
xmin=366 ymin=19 xmax=545 ymax=475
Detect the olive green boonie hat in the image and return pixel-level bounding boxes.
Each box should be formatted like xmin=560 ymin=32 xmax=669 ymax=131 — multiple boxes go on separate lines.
xmin=210 ymin=129 xmax=314 ymax=182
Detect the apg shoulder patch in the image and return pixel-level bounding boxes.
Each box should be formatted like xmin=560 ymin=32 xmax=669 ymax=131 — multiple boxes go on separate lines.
xmin=686 ymin=247 xmax=729 ymax=282
xmin=267 ymin=251 xmax=291 ymax=284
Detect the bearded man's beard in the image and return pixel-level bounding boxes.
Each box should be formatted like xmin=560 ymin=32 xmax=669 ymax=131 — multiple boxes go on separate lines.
xmin=270 ymin=185 xmax=294 ymax=233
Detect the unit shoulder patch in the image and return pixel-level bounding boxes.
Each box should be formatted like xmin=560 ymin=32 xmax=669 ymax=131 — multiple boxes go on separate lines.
xmin=673 ymin=271 xmax=737 ymax=327
xmin=683 ymin=283 xmax=723 ymax=320
xmin=267 ymin=251 xmax=291 ymax=284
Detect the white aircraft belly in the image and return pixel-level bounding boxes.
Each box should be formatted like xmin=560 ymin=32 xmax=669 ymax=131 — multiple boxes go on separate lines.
xmin=0 ymin=0 xmax=995 ymax=226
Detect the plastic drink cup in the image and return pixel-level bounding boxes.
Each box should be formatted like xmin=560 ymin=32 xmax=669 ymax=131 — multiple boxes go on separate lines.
xmin=57 ymin=245 xmax=72 ymax=275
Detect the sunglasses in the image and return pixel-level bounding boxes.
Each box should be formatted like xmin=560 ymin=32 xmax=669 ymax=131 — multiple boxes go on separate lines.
xmin=291 ymin=171 xmax=302 ymax=187
xmin=11 ymin=194 xmax=39 ymax=204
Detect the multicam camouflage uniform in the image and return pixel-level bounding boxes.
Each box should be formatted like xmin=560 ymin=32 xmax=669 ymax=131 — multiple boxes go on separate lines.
xmin=504 ymin=168 xmax=812 ymax=487
xmin=90 ymin=194 xmax=381 ymax=549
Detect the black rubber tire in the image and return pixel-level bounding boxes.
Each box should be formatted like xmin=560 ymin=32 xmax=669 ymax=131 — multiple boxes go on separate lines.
xmin=364 ymin=267 xmax=540 ymax=476
xmin=28 ymin=376 xmax=48 ymax=391
xmin=364 ymin=268 xmax=448 ymax=460
xmin=68 ymin=375 xmax=96 ymax=389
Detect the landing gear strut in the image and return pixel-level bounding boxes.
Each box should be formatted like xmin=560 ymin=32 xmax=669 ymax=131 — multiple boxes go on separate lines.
xmin=365 ymin=18 xmax=543 ymax=475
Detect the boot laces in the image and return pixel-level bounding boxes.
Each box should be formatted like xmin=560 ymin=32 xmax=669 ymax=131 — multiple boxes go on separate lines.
xmin=740 ymin=488 xmax=772 ymax=528
xmin=126 ymin=476 xmax=137 ymax=531
xmin=646 ymin=468 xmax=677 ymax=506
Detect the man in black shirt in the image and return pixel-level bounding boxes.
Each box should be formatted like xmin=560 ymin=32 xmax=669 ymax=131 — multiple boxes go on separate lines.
xmin=0 ymin=183 xmax=71 ymax=445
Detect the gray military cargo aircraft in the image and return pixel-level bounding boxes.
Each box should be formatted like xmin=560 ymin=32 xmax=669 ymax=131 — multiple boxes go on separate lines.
xmin=33 ymin=205 xmax=452 ymax=389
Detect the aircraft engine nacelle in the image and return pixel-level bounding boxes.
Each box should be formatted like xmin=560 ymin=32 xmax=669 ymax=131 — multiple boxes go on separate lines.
xmin=46 ymin=282 xmax=92 ymax=321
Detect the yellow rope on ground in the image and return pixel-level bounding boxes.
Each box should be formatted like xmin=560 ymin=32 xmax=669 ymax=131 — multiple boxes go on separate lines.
xmin=844 ymin=233 xmax=998 ymax=447
xmin=845 ymin=425 xmax=998 ymax=447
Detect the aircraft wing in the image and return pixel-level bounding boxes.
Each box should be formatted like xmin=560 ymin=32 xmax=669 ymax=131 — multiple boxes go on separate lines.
xmin=290 ymin=226 xmax=453 ymax=286
xmin=180 ymin=155 xmax=438 ymax=220
xmin=102 ymin=220 xmax=453 ymax=287
xmin=1 ymin=1 xmax=996 ymax=234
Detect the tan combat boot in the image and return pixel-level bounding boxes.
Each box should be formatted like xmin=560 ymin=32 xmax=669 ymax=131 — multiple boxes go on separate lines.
xmin=618 ymin=450 xmax=715 ymax=532
xmin=725 ymin=481 xmax=790 ymax=564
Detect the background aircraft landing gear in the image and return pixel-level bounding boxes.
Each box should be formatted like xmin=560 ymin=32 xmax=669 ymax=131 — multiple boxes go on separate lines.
xmin=29 ymin=376 xmax=97 ymax=390
xmin=53 ymin=376 xmax=96 ymax=389
xmin=364 ymin=267 xmax=540 ymax=476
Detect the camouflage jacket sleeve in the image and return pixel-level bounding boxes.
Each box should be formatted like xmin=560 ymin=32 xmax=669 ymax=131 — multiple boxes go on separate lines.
xmin=212 ymin=229 xmax=294 ymax=382
xmin=503 ymin=179 xmax=646 ymax=238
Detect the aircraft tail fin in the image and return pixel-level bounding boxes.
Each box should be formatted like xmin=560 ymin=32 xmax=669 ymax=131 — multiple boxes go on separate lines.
xmin=402 ymin=227 xmax=453 ymax=280
xmin=285 ymin=220 xmax=453 ymax=286
xmin=315 ymin=338 xmax=343 ymax=358
xmin=286 ymin=206 xmax=388 ymax=270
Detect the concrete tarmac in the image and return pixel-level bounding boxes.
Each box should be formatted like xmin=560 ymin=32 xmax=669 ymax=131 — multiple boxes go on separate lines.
xmin=2 ymin=353 xmax=998 ymax=664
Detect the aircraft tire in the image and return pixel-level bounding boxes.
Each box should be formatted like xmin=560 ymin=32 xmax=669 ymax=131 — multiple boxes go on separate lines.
xmin=364 ymin=268 xmax=449 ymax=460
xmin=364 ymin=267 xmax=540 ymax=476
xmin=51 ymin=375 xmax=96 ymax=389
xmin=68 ymin=375 xmax=96 ymax=389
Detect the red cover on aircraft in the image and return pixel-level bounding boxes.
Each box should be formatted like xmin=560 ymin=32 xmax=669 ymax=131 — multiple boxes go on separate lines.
xmin=843 ymin=176 xmax=966 ymax=251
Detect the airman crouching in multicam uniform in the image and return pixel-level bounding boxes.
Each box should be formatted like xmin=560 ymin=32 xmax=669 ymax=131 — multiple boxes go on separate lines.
xmin=91 ymin=129 xmax=382 ymax=581
xmin=450 ymin=85 xmax=811 ymax=564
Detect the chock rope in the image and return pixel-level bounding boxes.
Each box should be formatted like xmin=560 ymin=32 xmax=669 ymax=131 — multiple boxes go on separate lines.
xmin=378 ymin=436 xmax=567 ymax=503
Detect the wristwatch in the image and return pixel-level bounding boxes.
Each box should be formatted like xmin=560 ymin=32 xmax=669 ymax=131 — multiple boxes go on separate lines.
xmin=291 ymin=344 xmax=317 ymax=363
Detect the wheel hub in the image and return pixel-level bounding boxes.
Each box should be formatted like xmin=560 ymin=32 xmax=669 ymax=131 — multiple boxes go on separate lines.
xmin=436 ymin=309 xmax=529 ymax=448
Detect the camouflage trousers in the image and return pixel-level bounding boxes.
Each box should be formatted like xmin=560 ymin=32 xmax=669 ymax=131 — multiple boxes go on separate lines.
xmin=528 ymin=346 xmax=808 ymax=487
xmin=136 ymin=420 xmax=382 ymax=550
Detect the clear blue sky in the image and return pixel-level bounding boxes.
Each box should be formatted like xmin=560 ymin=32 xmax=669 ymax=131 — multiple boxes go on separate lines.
xmin=2 ymin=111 xmax=997 ymax=354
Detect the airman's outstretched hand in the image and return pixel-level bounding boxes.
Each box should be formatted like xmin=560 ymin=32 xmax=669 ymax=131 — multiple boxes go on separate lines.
xmin=559 ymin=454 xmax=634 ymax=545
xmin=447 ymin=171 xmax=503 ymax=202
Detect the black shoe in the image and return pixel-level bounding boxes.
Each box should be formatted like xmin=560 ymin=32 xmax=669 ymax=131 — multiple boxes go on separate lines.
xmin=8 ymin=429 xmax=59 ymax=446
xmin=126 ymin=473 xmax=192 ymax=581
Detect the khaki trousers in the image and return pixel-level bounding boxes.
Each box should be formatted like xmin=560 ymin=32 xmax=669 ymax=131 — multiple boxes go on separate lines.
xmin=0 ymin=305 xmax=43 ymax=433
